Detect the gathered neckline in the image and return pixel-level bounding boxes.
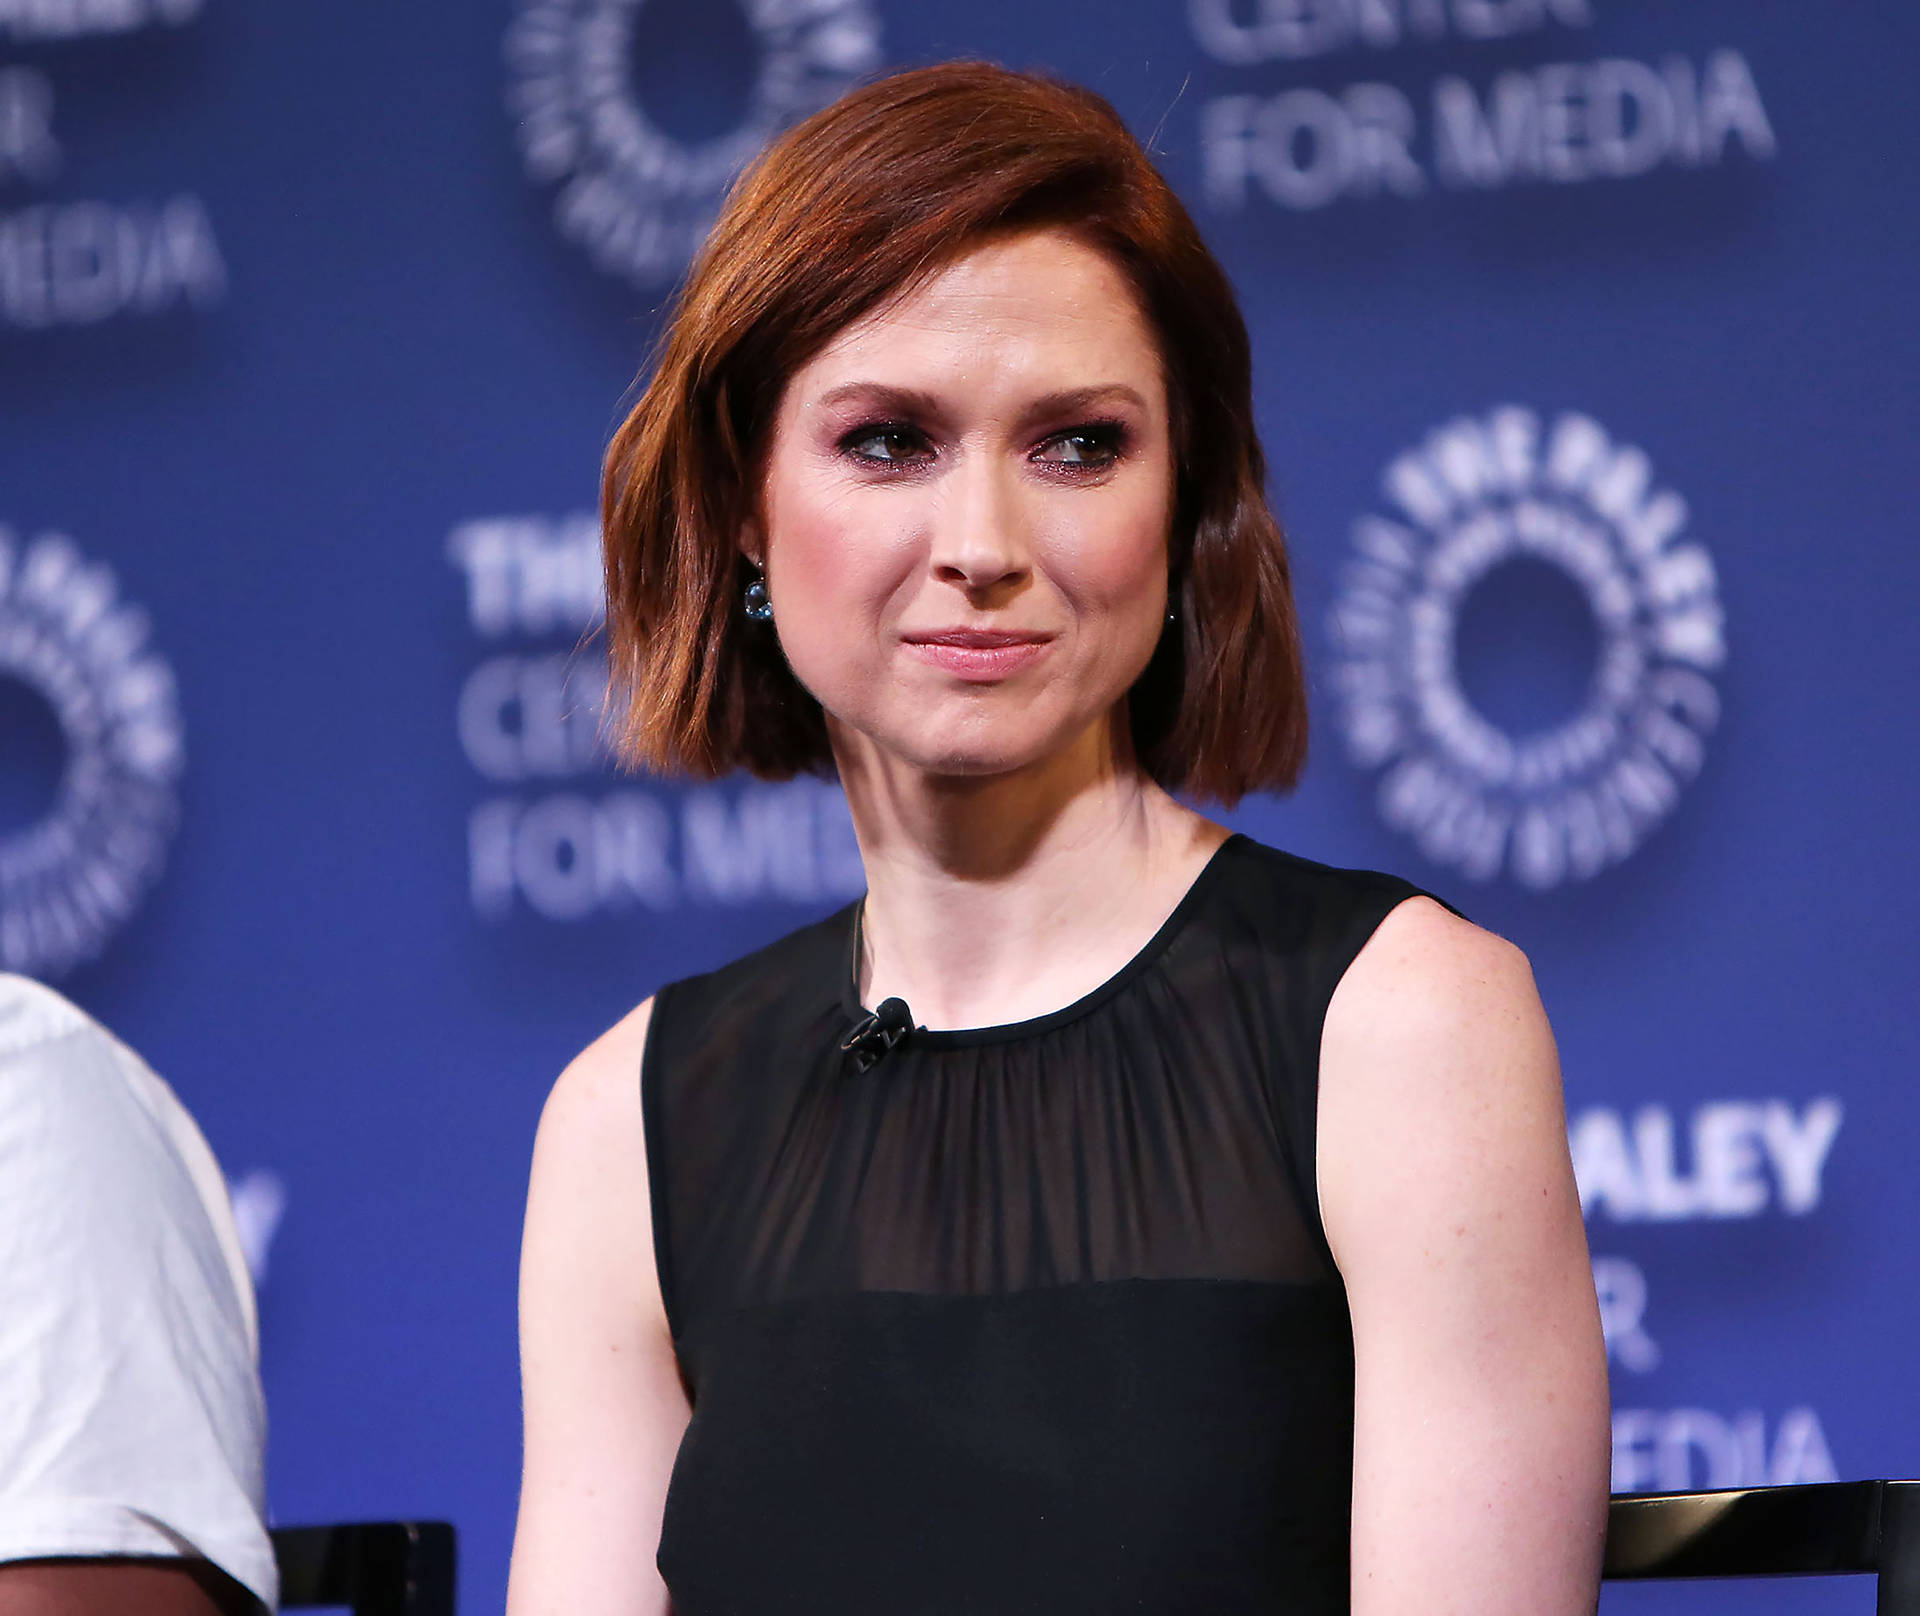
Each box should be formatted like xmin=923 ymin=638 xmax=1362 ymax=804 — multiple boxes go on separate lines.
xmin=839 ymin=833 xmax=1245 ymax=1050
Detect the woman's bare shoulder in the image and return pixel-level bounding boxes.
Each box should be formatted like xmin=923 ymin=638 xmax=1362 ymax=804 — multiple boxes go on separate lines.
xmin=529 ymin=999 xmax=659 ymax=1202
xmin=1318 ymin=893 xmax=1568 ymax=1263
xmin=1328 ymin=894 xmax=1543 ymax=1056
xmin=522 ymin=996 xmax=667 ymax=1338
xmin=542 ymin=998 xmax=655 ymax=1122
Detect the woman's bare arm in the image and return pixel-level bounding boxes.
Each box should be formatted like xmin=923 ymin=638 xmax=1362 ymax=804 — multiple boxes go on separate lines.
xmin=1319 ymin=899 xmax=1610 ymax=1616
xmin=507 ymin=1000 xmax=691 ymax=1616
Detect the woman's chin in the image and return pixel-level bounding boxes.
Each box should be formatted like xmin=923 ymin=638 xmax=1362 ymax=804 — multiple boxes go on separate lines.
xmin=827 ymin=702 xmax=1118 ymax=786
xmin=894 ymin=743 xmax=1038 ymax=781
xmin=868 ymin=731 xmax=1097 ymax=786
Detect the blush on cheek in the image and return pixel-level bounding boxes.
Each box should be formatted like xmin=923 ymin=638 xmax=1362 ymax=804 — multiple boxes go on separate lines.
xmin=1044 ymin=516 xmax=1171 ymax=623
xmin=761 ymin=554 xmax=904 ymax=733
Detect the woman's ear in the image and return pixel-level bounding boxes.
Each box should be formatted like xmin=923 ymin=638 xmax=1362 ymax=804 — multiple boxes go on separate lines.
xmin=738 ymin=520 xmax=765 ymax=569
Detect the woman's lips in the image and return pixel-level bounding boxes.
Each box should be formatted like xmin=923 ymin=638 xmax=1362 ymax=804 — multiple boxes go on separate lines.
xmin=901 ymin=631 xmax=1055 ymax=681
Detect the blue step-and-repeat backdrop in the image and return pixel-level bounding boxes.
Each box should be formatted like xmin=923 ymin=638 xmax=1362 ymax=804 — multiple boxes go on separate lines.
xmin=3 ymin=1 xmax=1916 ymax=1609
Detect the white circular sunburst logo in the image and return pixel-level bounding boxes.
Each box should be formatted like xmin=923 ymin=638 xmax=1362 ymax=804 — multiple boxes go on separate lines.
xmin=504 ymin=0 xmax=882 ymax=286
xmin=0 ymin=529 xmax=183 ymax=977
xmin=1329 ymin=407 xmax=1726 ymax=890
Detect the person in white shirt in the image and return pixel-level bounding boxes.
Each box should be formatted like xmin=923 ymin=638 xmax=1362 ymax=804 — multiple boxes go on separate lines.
xmin=0 ymin=973 xmax=276 ymax=1616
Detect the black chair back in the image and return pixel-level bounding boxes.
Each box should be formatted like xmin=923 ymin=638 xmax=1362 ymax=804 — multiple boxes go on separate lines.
xmin=1607 ymin=1482 xmax=1920 ymax=1614
xmin=270 ymin=1522 xmax=456 ymax=1616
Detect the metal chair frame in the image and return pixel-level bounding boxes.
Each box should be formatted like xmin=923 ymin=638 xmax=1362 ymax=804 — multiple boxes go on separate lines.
xmin=1607 ymin=1482 xmax=1920 ymax=1613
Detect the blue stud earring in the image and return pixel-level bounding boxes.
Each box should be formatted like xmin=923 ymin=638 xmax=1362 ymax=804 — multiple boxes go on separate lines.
xmin=743 ymin=573 xmax=773 ymax=623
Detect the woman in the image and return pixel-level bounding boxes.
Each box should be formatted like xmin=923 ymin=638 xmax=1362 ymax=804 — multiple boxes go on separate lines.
xmin=509 ymin=62 xmax=1609 ymax=1616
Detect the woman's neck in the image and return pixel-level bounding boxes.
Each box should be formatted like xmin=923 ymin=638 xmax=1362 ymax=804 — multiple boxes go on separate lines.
xmin=835 ymin=720 xmax=1229 ymax=1031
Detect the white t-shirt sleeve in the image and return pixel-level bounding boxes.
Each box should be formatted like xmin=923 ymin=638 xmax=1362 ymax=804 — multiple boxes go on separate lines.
xmin=0 ymin=975 xmax=278 ymax=1611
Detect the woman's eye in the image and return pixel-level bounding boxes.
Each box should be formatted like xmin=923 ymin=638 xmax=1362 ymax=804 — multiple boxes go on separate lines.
xmin=1034 ymin=425 xmax=1125 ymax=468
xmin=842 ymin=425 xmax=931 ymax=465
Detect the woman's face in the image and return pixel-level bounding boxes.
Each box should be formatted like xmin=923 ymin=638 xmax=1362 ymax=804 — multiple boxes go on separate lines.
xmin=756 ymin=227 xmax=1176 ymax=784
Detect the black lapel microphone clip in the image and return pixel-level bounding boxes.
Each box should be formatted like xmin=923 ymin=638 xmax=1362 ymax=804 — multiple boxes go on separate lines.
xmin=840 ymin=996 xmax=914 ymax=1075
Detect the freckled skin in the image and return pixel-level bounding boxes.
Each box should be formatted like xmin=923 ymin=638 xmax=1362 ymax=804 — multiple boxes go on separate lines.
xmin=753 ymin=230 xmax=1177 ymax=784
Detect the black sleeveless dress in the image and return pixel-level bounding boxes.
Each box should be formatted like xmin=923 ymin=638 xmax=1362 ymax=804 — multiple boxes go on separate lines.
xmin=641 ymin=835 xmax=1431 ymax=1615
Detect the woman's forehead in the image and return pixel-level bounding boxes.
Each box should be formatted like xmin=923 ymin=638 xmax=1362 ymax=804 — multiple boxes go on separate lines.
xmin=789 ymin=231 xmax=1165 ymax=406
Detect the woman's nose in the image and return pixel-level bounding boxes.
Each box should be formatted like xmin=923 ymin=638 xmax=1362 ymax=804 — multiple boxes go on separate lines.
xmin=928 ymin=455 xmax=1031 ymax=596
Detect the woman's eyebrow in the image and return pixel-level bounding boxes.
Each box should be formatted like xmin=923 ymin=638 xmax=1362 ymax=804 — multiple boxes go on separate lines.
xmin=812 ymin=383 xmax=948 ymax=422
xmin=811 ymin=382 xmax=1150 ymax=427
xmin=1014 ymin=385 xmax=1150 ymax=430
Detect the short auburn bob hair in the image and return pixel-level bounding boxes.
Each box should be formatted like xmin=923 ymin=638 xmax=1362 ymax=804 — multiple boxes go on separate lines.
xmin=602 ymin=60 xmax=1306 ymax=804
